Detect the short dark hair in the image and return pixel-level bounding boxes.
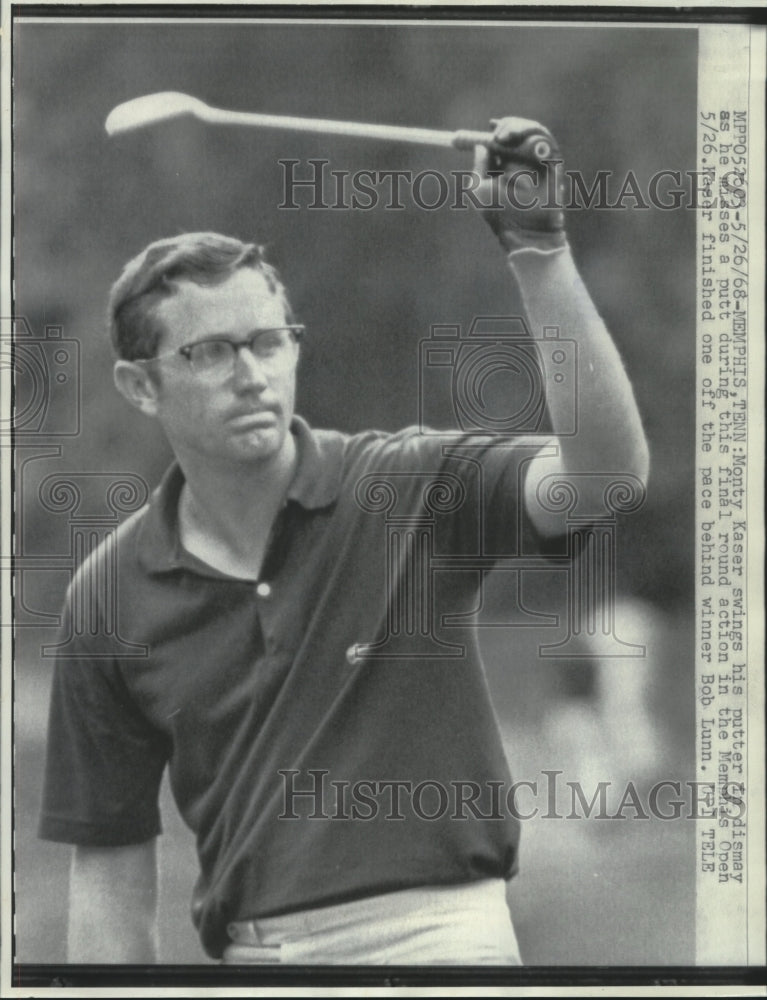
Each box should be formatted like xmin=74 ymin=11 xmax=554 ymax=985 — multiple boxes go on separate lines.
xmin=108 ymin=232 xmax=294 ymax=360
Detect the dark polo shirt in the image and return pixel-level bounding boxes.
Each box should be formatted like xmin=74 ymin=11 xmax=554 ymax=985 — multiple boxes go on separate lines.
xmin=39 ymin=416 xmax=550 ymax=959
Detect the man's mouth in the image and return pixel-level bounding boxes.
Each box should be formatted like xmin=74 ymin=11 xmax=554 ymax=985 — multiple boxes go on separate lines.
xmin=227 ymin=408 xmax=278 ymax=428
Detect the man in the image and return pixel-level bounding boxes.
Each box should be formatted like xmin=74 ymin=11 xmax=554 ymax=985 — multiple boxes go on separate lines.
xmin=39 ymin=117 xmax=649 ymax=964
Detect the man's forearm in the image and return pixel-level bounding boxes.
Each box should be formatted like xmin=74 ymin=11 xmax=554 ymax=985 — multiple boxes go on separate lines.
xmin=509 ymin=246 xmax=650 ymax=483
xmin=68 ymin=841 xmax=159 ymax=963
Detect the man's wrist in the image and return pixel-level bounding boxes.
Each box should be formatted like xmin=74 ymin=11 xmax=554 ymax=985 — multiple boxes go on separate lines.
xmin=500 ymin=231 xmax=570 ymax=260
xmin=501 ymin=238 xmax=572 ymax=271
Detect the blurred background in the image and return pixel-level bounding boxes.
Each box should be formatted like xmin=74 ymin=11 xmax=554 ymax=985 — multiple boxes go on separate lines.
xmin=12 ymin=19 xmax=697 ymax=966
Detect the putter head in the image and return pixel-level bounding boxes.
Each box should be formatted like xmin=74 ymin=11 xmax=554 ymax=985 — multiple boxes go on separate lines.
xmin=105 ymin=91 xmax=211 ymax=136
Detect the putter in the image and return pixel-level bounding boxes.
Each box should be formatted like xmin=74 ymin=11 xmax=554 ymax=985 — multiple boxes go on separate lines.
xmin=105 ymin=91 xmax=553 ymax=159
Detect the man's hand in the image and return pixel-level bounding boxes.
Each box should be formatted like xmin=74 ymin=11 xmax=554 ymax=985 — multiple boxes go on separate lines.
xmin=475 ymin=117 xmax=567 ymax=255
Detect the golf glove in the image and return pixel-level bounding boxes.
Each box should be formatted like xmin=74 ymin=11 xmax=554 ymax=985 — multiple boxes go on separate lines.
xmin=475 ymin=116 xmax=567 ymax=256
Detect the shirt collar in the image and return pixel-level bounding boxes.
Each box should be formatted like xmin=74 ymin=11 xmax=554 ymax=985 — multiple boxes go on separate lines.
xmin=286 ymin=415 xmax=345 ymax=509
xmin=137 ymin=415 xmax=344 ymax=576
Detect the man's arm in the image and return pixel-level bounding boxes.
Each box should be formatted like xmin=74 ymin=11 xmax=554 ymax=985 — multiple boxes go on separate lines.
xmin=513 ymin=247 xmax=650 ymax=536
xmin=68 ymin=839 xmax=159 ymax=963
xmin=474 ymin=118 xmax=650 ymax=535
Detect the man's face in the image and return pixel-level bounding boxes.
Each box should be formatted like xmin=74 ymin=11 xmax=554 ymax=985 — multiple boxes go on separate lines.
xmin=147 ymin=268 xmax=299 ymax=469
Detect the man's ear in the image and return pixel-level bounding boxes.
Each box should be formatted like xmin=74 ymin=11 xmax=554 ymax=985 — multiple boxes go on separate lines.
xmin=113 ymin=360 xmax=161 ymax=418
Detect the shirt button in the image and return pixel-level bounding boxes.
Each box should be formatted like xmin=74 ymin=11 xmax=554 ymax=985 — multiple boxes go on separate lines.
xmin=256 ymin=582 xmax=271 ymax=598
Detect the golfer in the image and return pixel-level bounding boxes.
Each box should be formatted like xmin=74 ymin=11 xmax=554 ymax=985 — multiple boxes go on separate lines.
xmin=39 ymin=117 xmax=649 ymax=964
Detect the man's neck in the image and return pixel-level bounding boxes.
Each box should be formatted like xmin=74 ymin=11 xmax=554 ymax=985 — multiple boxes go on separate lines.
xmin=176 ymin=432 xmax=298 ymax=579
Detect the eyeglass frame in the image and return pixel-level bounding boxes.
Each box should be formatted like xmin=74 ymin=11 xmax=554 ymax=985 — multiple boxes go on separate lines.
xmin=132 ymin=324 xmax=305 ymax=378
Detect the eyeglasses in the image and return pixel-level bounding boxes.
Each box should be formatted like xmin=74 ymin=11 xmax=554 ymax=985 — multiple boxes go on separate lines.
xmin=136 ymin=325 xmax=304 ymax=379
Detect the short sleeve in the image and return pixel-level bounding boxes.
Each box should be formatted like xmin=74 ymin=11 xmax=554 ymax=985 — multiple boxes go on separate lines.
xmin=38 ymin=595 xmax=170 ymax=847
xmin=422 ymin=430 xmax=565 ymax=561
xmin=479 ymin=436 xmax=569 ymax=558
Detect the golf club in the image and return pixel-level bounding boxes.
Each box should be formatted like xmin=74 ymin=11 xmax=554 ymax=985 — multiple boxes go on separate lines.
xmin=105 ymin=91 xmax=554 ymax=159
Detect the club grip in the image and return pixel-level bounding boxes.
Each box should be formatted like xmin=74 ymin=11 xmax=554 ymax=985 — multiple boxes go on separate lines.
xmin=453 ymin=130 xmax=555 ymax=163
xmin=451 ymin=130 xmax=496 ymax=151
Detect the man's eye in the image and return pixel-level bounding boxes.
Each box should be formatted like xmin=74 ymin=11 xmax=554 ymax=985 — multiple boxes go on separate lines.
xmin=189 ymin=341 xmax=234 ymax=367
xmin=251 ymin=332 xmax=284 ymax=356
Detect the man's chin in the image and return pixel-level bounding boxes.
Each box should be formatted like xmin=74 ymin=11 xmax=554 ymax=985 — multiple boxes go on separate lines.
xmin=230 ymin=427 xmax=285 ymax=464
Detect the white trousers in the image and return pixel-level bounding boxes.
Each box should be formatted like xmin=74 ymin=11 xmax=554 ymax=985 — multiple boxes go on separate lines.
xmin=223 ymin=879 xmax=522 ymax=965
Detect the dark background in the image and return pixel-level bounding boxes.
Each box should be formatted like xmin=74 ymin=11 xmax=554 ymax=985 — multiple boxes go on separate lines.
xmin=13 ymin=18 xmax=697 ymax=965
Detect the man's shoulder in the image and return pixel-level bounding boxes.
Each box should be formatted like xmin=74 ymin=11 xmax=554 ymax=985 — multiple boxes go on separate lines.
xmin=63 ymin=486 xmax=158 ymax=602
xmin=318 ymin=424 xmax=447 ymax=473
xmin=326 ymin=424 xmax=545 ymax=469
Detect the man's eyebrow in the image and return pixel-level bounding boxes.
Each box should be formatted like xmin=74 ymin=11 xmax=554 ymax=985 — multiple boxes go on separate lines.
xmin=188 ymin=327 xmax=282 ymax=343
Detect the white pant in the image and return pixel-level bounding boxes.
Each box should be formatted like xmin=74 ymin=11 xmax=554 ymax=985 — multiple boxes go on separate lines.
xmin=223 ymin=879 xmax=522 ymax=965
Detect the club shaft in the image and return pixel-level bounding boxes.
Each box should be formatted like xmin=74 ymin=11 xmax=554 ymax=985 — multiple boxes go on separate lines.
xmin=105 ymin=92 xmax=496 ymax=150
xmin=199 ymin=107 xmax=492 ymax=150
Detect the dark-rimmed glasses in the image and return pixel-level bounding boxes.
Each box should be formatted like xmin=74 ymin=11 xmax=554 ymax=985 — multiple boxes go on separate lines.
xmin=134 ymin=325 xmax=304 ymax=379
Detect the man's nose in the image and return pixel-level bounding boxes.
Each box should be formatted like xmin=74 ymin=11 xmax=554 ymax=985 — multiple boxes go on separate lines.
xmin=232 ymin=345 xmax=269 ymax=387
